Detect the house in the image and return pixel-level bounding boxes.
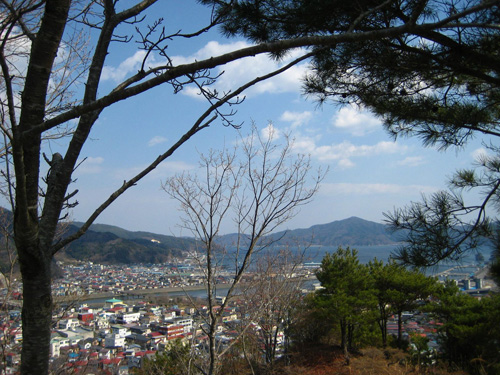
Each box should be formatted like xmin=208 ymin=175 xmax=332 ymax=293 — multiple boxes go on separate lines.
xmin=116 ymin=312 xmax=141 ymax=324
xmin=105 ymin=298 xmax=125 ymax=308
xmin=51 ymin=335 xmax=70 ymax=358
xmin=5 ymin=353 xmax=20 ymax=369
xmin=148 ymin=331 xmax=167 ymax=348
xmin=77 ymin=312 xmax=94 ymax=324
xmin=78 ymin=337 xmax=98 ymax=350
xmin=128 ymin=350 xmax=156 ymax=368
xmin=94 ymin=316 xmax=110 ymax=331
xmin=105 ymin=333 xmax=125 ymax=348
xmin=100 ymin=357 xmax=123 ymax=372
xmin=98 ymin=348 xmax=112 ymax=359
xmin=130 ymin=325 xmax=151 ymax=335
xmin=110 ymin=324 xmax=131 ymax=338
xmin=165 ymin=317 xmax=193 ymax=333
xmin=58 ymin=318 xmax=80 ymax=330
xmin=125 ymin=333 xmax=153 ymax=350
xmin=222 ymin=312 xmax=238 ymax=322
xmin=8 ymin=327 xmax=22 ymax=344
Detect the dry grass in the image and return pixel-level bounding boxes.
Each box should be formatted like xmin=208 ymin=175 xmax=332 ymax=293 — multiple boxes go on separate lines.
xmin=271 ymin=345 xmax=468 ymax=375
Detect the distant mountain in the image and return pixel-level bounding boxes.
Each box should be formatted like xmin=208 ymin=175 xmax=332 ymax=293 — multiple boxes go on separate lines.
xmin=215 ymin=217 xmax=403 ymax=247
xmin=0 ymin=207 xmax=404 ymax=264
xmin=70 ymin=222 xmax=188 ymax=244
xmin=59 ymin=223 xmax=199 ymax=264
xmin=65 ymin=217 xmax=404 ymax=261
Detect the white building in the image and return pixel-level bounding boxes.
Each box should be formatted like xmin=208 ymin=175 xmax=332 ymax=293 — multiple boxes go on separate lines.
xmin=50 ymin=337 xmax=70 ymax=357
xmin=116 ymin=312 xmax=140 ymax=324
xmin=105 ymin=333 xmax=125 ymax=348
xmin=58 ymin=318 xmax=80 ymax=330
xmin=169 ymin=317 xmax=193 ymax=333
xmin=110 ymin=324 xmax=130 ymax=338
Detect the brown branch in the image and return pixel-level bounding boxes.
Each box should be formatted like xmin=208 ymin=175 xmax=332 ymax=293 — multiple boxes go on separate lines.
xmin=52 ymin=50 xmax=316 ymax=252
xmin=24 ymin=22 xmax=429 ymax=137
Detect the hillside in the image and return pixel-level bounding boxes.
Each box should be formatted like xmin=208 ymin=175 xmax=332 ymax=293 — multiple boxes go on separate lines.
xmin=57 ymin=217 xmax=403 ymax=263
xmin=0 ymin=207 xmax=404 ymax=264
xmin=282 ymin=216 xmax=403 ymax=246
xmin=58 ymin=223 xmax=198 ymax=264
xmin=216 ymin=216 xmax=403 ymax=247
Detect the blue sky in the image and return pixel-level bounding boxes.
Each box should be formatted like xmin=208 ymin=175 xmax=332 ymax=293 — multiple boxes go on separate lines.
xmin=53 ymin=1 xmax=490 ymax=236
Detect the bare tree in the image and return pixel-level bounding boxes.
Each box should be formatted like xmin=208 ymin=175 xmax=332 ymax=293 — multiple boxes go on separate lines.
xmin=0 ymin=207 xmax=22 ymax=373
xmin=0 ymin=1 xmax=496 ymax=374
xmin=241 ymin=247 xmax=305 ymax=372
xmin=162 ymin=125 xmax=323 ymax=374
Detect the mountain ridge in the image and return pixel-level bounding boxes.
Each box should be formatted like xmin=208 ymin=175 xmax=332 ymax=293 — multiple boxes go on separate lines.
xmin=214 ymin=216 xmax=402 ymax=248
xmin=59 ymin=222 xmax=198 ymax=264
xmin=0 ymin=207 xmax=402 ymax=264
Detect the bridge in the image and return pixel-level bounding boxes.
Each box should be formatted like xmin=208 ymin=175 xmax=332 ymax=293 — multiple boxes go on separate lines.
xmin=434 ymin=264 xmax=481 ymax=279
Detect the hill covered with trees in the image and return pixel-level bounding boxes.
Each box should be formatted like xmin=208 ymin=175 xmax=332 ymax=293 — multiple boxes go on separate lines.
xmin=58 ymin=222 xmax=198 ymax=264
xmin=1 ymin=207 xmax=401 ymax=265
xmin=215 ymin=216 xmax=403 ymax=248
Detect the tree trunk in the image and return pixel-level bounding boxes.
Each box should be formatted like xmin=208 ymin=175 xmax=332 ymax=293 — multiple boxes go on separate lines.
xmin=340 ymin=319 xmax=346 ymax=350
xmin=381 ymin=319 xmax=387 ymax=347
xmin=340 ymin=319 xmax=350 ymax=365
xmin=379 ymin=308 xmax=388 ymax=347
xmin=17 ymin=240 xmax=53 ymax=375
xmin=397 ymin=311 xmax=403 ymax=348
xmin=347 ymin=323 xmax=354 ymax=351
xmin=13 ymin=1 xmax=71 ymax=371
xmin=208 ymin=332 xmax=216 ymax=375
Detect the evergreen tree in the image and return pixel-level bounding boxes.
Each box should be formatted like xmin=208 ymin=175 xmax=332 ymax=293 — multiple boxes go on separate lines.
xmin=138 ymin=340 xmax=192 ymax=375
xmin=382 ymin=267 xmax=438 ymax=347
xmin=429 ymin=281 xmax=500 ymax=374
xmin=368 ymin=258 xmax=402 ymax=347
xmin=203 ymin=0 xmax=500 ymax=268
xmin=314 ymin=247 xmax=376 ymax=363
xmin=368 ymin=259 xmax=438 ymax=348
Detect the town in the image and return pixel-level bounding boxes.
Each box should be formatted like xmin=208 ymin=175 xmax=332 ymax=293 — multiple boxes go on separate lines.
xmin=2 ymin=258 xmax=317 ymax=374
xmin=1 ymin=256 xmax=495 ymax=374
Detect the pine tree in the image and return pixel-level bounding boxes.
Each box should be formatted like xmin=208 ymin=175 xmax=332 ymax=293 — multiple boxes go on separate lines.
xmin=315 ymin=247 xmax=376 ymax=363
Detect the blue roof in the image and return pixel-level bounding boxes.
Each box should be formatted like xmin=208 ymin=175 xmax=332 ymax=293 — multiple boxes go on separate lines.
xmin=106 ymin=298 xmax=123 ymax=303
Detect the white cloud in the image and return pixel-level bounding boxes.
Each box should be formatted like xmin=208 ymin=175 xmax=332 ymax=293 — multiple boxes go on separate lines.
xmin=102 ymin=50 xmax=149 ymax=82
xmin=173 ymin=41 xmax=250 ymax=64
xmin=148 ymin=136 xmax=168 ymax=147
xmin=292 ymin=136 xmax=407 ymax=167
xmin=3 ymin=28 xmax=30 ymax=76
xmin=397 ymin=156 xmax=425 ymax=167
xmin=280 ymin=111 xmax=312 ymax=128
xmin=172 ymin=41 xmax=309 ymax=98
xmin=260 ymin=123 xmax=280 ymax=141
xmin=113 ymin=160 xmax=196 ymax=181
xmin=333 ymin=105 xmax=382 ymax=136
xmin=100 ymin=40 xmax=309 ymax=97
xmin=76 ymin=156 xmax=104 ymax=175
xmin=321 ymin=182 xmax=437 ymax=195
xmin=0 ymin=29 xmax=30 ymax=111
xmin=338 ymin=158 xmax=355 ymax=169
xmin=471 ymin=147 xmax=490 ymax=161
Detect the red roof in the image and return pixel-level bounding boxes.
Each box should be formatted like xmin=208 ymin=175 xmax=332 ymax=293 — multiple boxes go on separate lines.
xmin=101 ymin=358 xmax=121 ymax=365
xmin=135 ymin=350 xmax=155 ymax=357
